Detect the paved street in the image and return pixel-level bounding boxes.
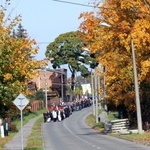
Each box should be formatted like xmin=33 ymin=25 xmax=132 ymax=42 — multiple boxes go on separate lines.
xmin=42 ymin=107 xmax=150 ymax=150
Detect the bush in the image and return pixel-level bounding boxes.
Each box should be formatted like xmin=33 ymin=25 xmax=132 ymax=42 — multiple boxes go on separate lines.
xmin=93 ymin=122 xmax=104 ymax=129
xmin=9 ymin=124 xmax=16 ymax=131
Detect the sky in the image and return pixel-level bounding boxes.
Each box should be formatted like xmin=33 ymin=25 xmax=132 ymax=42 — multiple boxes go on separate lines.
xmin=2 ymin=0 xmax=94 ymax=77
xmin=3 ymin=0 xmax=94 ymax=60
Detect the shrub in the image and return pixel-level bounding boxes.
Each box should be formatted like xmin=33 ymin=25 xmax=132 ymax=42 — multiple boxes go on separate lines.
xmin=9 ymin=124 xmax=16 ymax=131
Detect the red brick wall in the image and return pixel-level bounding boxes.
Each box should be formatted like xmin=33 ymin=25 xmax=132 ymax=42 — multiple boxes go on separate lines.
xmin=31 ymin=68 xmax=67 ymax=91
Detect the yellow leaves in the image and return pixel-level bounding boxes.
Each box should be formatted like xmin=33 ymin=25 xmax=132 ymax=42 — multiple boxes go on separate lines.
xmin=0 ymin=4 xmax=43 ymax=108
xmin=139 ymin=59 xmax=150 ymax=81
xmin=4 ymin=73 xmax=13 ymax=81
xmin=98 ymin=88 xmax=104 ymax=95
xmin=32 ymin=47 xmax=38 ymax=54
xmin=35 ymin=70 xmax=40 ymax=77
xmin=41 ymin=59 xmax=48 ymax=66
xmin=120 ymin=0 xmax=135 ymax=10
xmin=20 ymin=69 xmax=26 ymax=76
xmin=79 ymin=0 xmax=150 ymax=110
xmin=79 ymin=11 xmax=101 ymax=43
xmin=131 ymin=19 xmax=150 ymax=52
xmin=0 ymin=11 xmax=5 ymax=22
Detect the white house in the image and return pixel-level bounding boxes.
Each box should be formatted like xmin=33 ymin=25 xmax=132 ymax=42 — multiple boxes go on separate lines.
xmin=81 ymin=83 xmax=91 ymax=95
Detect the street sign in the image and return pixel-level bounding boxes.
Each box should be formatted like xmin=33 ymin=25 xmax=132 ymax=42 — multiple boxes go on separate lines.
xmin=13 ymin=93 xmax=29 ymax=111
xmin=13 ymin=93 xmax=29 ymax=150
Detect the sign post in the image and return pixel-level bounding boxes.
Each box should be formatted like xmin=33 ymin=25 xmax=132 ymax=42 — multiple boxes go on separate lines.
xmin=13 ymin=93 xmax=29 ymax=150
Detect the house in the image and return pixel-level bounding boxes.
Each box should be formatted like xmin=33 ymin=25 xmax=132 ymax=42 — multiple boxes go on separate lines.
xmin=29 ymin=68 xmax=67 ymax=101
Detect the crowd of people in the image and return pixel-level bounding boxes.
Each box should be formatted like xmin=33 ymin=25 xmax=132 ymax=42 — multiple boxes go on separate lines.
xmin=43 ymin=98 xmax=92 ymax=123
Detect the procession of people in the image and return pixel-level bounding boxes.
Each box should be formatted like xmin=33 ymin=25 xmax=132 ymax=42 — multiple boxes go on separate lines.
xmin=43 ymin=98 xmax=92 ymax=123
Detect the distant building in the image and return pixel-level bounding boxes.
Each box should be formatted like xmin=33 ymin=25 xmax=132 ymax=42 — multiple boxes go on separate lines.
xmin=67 ymin=75 xmax=92 ymax=100
xmin=81 ymin=84 xmax=91 ymax=95
xmin=29 ymin=68 xmax=67 ymax=101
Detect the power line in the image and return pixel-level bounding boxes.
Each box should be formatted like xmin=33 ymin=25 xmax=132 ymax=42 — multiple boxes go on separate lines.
xmin=52 ymin=0 xmax=95 ymax=8
xmin=37 ymin=42 xmax=50 ymax=44
xmin=35 ymin=1 xmax=150 ymax=46
xmin=52 ymin=0 xmax=150 ymax=15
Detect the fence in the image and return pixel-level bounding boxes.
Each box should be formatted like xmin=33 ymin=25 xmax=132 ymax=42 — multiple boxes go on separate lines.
xmin=30 ymin=100 xmax=44 ymax=112
xmin=111 ymin=118 xmax=130 ymax=133
xmin=105 ymin=118 xmax=130 ymax=133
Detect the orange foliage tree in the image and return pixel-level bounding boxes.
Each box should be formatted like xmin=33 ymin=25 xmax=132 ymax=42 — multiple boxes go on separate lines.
xmin=0 ymin=4 xmax=42 ymax=117
xmin=79 ymin=0 xmax=150 ymax=121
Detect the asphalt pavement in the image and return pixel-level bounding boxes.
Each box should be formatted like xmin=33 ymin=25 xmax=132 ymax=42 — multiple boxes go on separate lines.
xmin=3 ymin=109 xmax=150 ymax=150
xmin=4 ymin=114 xmax=42 ymax=150
xmin=42 ymin=107 xmax=150 ymax=150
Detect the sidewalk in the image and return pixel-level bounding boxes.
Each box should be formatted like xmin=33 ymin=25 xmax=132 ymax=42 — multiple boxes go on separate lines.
xmin=4 ymin=114 xmax=42 ymax=150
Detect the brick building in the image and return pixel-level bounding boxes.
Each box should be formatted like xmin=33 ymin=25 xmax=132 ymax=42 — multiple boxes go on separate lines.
xmin=30 ymin=68 xmax=67 ymax=101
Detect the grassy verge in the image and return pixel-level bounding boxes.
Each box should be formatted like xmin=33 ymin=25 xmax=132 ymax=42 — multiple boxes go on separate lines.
xmin=24 ymin=116 xmax=44 ymax=150
xmin=86 ymin=114 xmax=104 ymax=132
xmin=0 ymin=109 xmax=46 ymax=149
xmin=86 ymin=112 xmax=150 ymax=146
xmin=117 ymin=131 xmax=150 ymax=146
xmin=2 ymin=109 xmax=149 ymax=149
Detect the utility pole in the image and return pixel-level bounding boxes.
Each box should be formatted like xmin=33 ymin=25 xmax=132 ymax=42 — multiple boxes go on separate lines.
xmin=97 ymin=74 xmax=101 ymax=110
xmin=91 ymin=69 xmax=95 ymax=116
xmin=61 ymin=74 xmax=64 ymax=102
xmin=44 ymin=67 xmax=48 ymax=110
xmin=131 ymin=39 xmax=143 ymax=134
xmin=94 ymin=71 xmax=98 ymax=123
xmin=103 ymin=66 xmax=107 ymax=111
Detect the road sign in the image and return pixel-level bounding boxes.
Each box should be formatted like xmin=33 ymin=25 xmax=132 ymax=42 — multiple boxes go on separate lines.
xmin=13 ymin=93 xmax=29 ymax=111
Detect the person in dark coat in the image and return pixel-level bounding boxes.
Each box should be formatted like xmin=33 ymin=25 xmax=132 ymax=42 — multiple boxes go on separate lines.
xmin=64 ymin=106 xmax=70 ymax=118
xmin=4 ymin=118 xmax=8 ymax=136
xmin=43 ymin=113 xmax=47 ymax=123
xmin=47 ymin=111 xmax=52 ymax=122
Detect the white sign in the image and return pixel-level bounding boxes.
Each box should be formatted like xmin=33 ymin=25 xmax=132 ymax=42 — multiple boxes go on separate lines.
xmin=13 ymin=93 xmax=29 ymax=111
xmin=0 ymin=125 xmax=4 ymax=138
xmin=0 ymin=119 xmax=2 ymax=125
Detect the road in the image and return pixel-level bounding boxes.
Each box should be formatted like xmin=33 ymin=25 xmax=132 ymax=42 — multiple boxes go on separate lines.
xmin=42 ymin=107 xmax=150 ymax=150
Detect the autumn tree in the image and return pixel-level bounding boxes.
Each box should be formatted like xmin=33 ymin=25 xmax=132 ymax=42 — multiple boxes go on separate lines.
xmin=79 ymin=0 xmax=150 ymax=122
xmin=0 ymin=5 xmax=42 ymax=117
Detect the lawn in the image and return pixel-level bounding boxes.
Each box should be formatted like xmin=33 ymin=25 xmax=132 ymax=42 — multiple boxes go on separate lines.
xmin=24 ymin=117 xmax=44 ymax=150
xmin=0 ymin=109 xmax=46 ymax=149
xmin=118 ymin=131 xmax=150 ymax=146
xmin=86 ymin=112 xmax=150 ymax=146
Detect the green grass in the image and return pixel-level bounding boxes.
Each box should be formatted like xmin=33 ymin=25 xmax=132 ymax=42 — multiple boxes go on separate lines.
xmin=24 ymin=117 xmax=44 ymax=150
xmin=0 ymin=109 xmax=46 ymax=150
xmin=117 ymin=132 xmax=150 ymax=146
xmin=108 ymin=111 xmax=118 ymax=121
xmin=86 ymin=114 xmax=104 ymax=132
xmin=86 ymin=111 xmax=150 ymax=146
